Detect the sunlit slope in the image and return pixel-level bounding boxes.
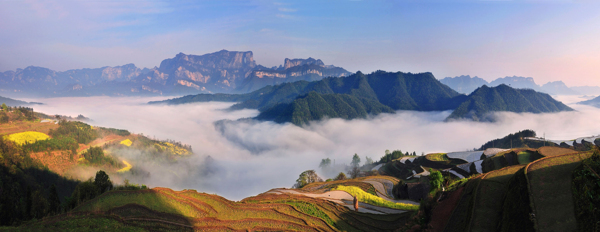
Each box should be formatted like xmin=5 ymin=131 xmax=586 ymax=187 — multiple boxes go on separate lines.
xmin=443 ymin=151 xmax=593 ymax=232
xmin=30 ymin=187 xmax=411 ymax=232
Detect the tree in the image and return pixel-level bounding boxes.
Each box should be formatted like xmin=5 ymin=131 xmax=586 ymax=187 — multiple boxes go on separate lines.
xmin=334 ymin=172 xmax=347 ymax=180
xmin=385 ymin=150 xmax=390 ymax=156
xmin=1 ymin=103 xmax=6 ymax=112
xmin=349 ymin=166 xmax=361 ymax=179
xmin=83 ymin=147 xmax=105 ymax=164
xmin=429 ymin=169 xmax=443 ymax=192
xmin=30 ymin=189 xmax=48 ymax=219
xmin=293 ymin=170 xmax=323 ymax=188
xmin=68 ymin=179 xmax=99 ymax=209
xmin=405 ymin=152 xmax=409 ymax=156
xmin=94 ymin=170 xmax=113 ymax=194
xmin=319 ymin=158 xmax=331 ymax=169
xmin=365 ymin=156 xmax=373 ymax=165
xmin=351 ymin=154 xmax=361 ymax=167
xmin=391 ymin=150 xmax=403 ymax=159
xmin=412 ymin=151 xmax=417 ymax=156
xmin=48 ymin=184 xmax=61 ymax=215
xmin=0 ymin=112 xmax=7 ymax=124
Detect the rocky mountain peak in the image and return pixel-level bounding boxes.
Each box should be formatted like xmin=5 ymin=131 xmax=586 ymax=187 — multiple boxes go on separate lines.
xmin=283 ymin=57 xmax=325 ymax=69
xmin=161 ymin=50 xmax=256 ymax=71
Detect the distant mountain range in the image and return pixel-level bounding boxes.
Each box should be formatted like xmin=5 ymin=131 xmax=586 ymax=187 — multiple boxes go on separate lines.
xmin=577 ymin=95 xmax=600 ymax=108
xmin=0 ymin=50 xmax=350 ymax=97
xmin=440 ymin=75 xmax=594 ymax=96
xmin=152 ymin=71 xmax=571 ymax=125
xmin=0 ymin=95 xmax=41 ymax=107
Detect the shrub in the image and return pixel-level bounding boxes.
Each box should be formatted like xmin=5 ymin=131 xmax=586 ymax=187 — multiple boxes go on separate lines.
xmin=334 ymin=172 xmax=347 ymax=180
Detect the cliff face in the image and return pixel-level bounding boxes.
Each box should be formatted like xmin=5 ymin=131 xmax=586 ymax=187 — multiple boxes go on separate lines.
xmin=235 ymin=58 xmax=351 ymax=93
xmin=133 ymin=50 xmax=257 ymax=93
xmin=283 ymin=57 xmax=324 ymax=69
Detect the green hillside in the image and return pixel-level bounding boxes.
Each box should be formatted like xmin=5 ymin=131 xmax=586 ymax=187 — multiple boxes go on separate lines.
xmin=154 ymin=71 xmax=469 ymax=125
xmin=256 ymin=92 xmax=395 ymax=125
xmin=447 ymin=84 xmax=573 ymax=121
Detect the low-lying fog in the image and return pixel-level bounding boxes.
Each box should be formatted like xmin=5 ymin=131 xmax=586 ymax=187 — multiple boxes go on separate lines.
xmin=24 ymin=95 xmax=600 ymax=200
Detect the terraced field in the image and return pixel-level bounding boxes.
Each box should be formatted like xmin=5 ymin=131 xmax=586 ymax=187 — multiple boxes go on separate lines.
xmin=537 ymin=146 xmax=576 ymax=157
xmin=427 ymin=153 xmax=449 ymax=162
xmin=526 ymin=151 xmax=592 ymax=232
xmin=21 ymin=186 xmax=413 ymax=232
xmin=468 ymin=165 xmax=524 ymax=232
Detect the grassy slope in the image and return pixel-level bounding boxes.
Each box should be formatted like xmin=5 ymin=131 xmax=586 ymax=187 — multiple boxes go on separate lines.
xmin=526 ymin=152 xmax=592 ymax=232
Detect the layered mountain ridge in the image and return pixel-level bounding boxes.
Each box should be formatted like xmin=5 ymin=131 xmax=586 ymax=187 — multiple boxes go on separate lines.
xmin=152 ymin=71 xmax=571 ymax=125
xmin=0 ymin=50 xmax=350 ymax=97
xmin=441 ymin=75 xmax=593 ymax=95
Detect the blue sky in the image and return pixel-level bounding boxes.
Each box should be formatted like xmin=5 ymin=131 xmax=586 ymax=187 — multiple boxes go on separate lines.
xmin=1 ymin=0 xmax=600 ymax=86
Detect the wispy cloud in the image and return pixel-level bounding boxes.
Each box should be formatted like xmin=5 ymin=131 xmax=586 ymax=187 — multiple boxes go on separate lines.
xmin=278 ymin=7 xmax=297 ymax=12
xmin=276 ymin=14 xmax=295 ymax=19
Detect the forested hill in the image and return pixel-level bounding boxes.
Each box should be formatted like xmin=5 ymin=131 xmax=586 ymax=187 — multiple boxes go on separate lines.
xmin=152 ymin=71 xmax=465 ymax=110
xmin=256 ymin=92 xmax=396 ymax=125
xmin=152 ymin=71 xmax=572 ymax=125
xmin=446 ymin=84 xmax=574 ymax=121
xmin=151 ymin=71 xmax=468 ymax=124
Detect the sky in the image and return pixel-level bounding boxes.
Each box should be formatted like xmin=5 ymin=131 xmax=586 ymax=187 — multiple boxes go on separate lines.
xmin=1 ymin=0 xmax=600 ymax=86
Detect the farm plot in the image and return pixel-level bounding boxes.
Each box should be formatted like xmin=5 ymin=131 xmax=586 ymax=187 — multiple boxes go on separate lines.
xmin=526 ymin=152 xmax=592 ymax=232
xmin=0 ymin=120 xmax=58 ymax=135
xmin=537 ymin=146 xmax=576 ymax=157
xmin=468 ymin=165 xmax=524 ymax=232
xmin=517 ymin=151 xmax=533 ymax=164
xmin=6 ymin=131 xmax=49 ymax=145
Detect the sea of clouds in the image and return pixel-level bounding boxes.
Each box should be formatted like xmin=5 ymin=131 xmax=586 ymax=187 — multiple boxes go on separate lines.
xmin=22 ymin=95 xmax=600 ymax=200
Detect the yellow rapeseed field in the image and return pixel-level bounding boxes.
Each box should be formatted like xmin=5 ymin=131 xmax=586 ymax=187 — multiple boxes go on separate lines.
xmin=120 ymin=139 xmax=132 ymax=146
xmin=155 ymin=142 xmax=191 ymax=155
xmin=6 ymin=131 xmax=50 ymax=145
xmin=117 ymin=160 xmax=132 ymax=173
xmin=335 ymin=185 xmax=419 ymax=211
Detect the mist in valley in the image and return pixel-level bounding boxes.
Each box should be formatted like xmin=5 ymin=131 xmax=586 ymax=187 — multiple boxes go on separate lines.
xmin=23 ymin=95 xmax=600 ymax=200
